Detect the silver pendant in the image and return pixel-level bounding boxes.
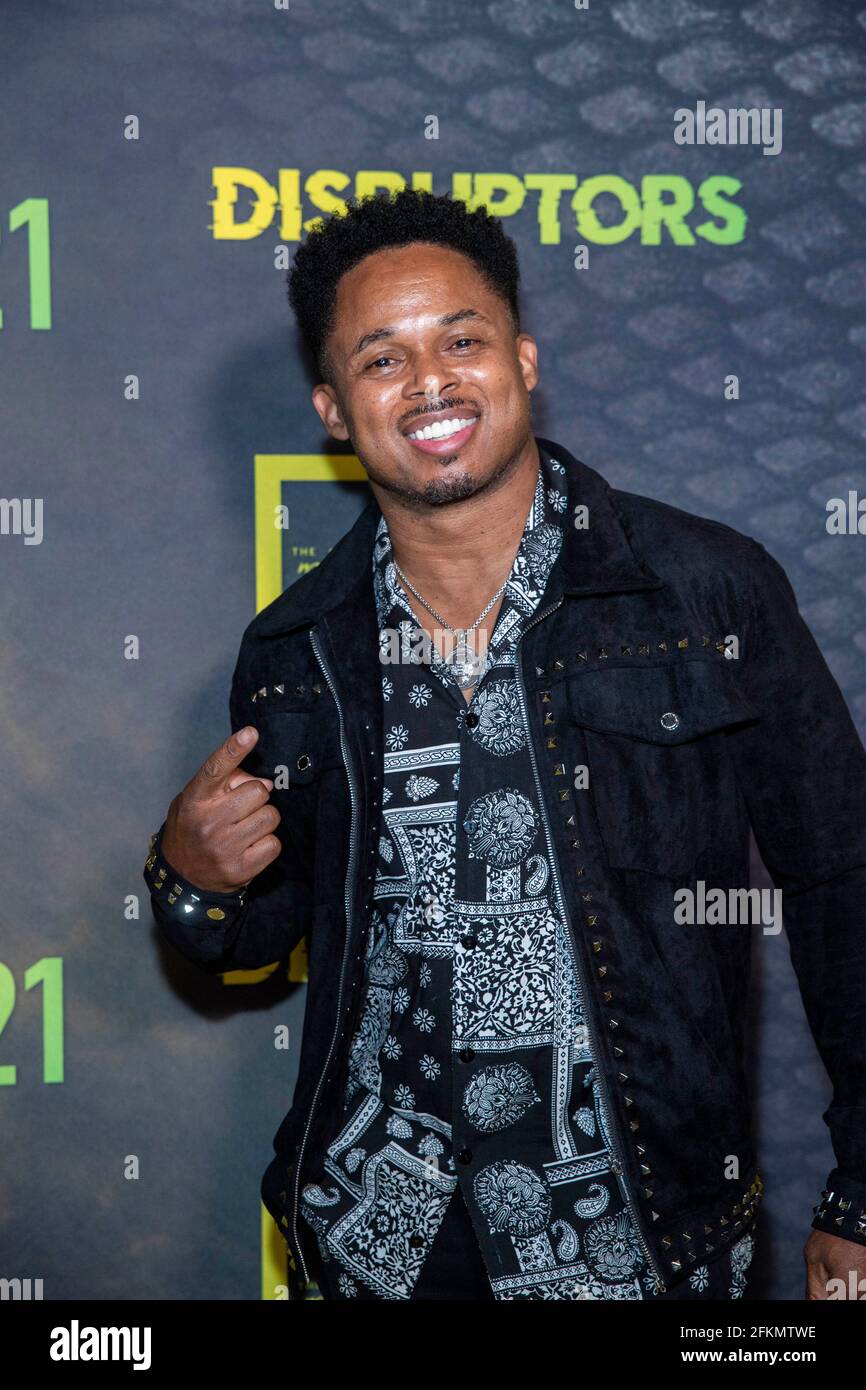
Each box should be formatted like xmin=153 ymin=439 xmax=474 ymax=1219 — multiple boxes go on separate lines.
xmin=445 ymin=637 xmax=487 ymax=689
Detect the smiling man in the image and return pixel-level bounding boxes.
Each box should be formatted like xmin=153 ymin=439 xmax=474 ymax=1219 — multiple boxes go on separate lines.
xmin=145 ymin=189 xmax=866 ymax=1303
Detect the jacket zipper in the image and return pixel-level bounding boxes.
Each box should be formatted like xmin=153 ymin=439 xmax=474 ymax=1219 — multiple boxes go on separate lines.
xmin=288 ymin=625 xmax=362 ymax=1293
xmin=514 ymin=598 xmax=666 ymax=1291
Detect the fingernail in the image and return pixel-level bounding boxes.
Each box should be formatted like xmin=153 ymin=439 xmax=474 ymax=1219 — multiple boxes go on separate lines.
xmin=238 ymin=726 xmax=254 ymax=744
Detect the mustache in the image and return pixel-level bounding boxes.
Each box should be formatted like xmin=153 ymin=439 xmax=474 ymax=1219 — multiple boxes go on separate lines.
xmin=400 ymin=396 xmax=478 ymax=429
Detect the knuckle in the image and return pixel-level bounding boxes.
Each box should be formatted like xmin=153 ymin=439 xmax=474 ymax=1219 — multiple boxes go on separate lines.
xmin=211 ymin=827 xmax=233 ymax=859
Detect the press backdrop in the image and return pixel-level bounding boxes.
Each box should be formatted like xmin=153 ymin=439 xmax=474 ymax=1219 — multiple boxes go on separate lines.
xmin=2 ymin=0 xmax=865 ymax=1300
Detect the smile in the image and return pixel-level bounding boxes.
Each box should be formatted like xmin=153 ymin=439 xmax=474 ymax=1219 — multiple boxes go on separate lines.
xmin=405 ymin=416 xmax=479 ymax=454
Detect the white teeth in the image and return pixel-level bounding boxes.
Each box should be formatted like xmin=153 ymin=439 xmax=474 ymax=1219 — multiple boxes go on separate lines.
xmin=408 ymin=416 xmax=476 ymax=441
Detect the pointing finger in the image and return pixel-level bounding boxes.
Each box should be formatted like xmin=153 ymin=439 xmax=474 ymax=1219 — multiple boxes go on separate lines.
xmin=192 ymin=727 xmax=260 ymax=795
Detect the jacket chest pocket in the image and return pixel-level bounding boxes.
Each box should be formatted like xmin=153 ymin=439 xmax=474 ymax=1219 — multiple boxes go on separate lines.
xmin=243 ymin=705 xmax=344 ymax=791
xmin=565 ymin=659 xmax=758 ymax=877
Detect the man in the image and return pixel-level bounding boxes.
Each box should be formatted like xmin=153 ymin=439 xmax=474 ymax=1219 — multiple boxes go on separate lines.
xmin=145 ymin=189 xmax=866 ymax=1302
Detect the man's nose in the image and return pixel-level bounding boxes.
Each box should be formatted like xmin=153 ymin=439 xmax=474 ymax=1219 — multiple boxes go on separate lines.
xmin=403 ymin=351 xmax=459 ymax=401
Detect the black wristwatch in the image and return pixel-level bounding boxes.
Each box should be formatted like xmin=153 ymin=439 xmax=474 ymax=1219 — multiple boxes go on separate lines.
xmin=143 ymin=821 xmax=249 ymax=926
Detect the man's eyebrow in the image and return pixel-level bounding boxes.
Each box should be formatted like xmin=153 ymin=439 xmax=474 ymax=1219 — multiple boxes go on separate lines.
xmin=439 ymin=308 xmax=490 ymax=328
xmin=349 ymin=308 xmax=491 ymax=359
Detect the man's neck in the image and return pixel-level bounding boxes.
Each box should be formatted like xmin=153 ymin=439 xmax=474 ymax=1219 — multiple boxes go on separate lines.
xmin=372 ymin=436 xmax=541 ymax=633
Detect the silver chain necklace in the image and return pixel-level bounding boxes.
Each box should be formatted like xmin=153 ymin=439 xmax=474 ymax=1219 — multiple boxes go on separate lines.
xmin=394 ymin=562 xmax=509 ymax=689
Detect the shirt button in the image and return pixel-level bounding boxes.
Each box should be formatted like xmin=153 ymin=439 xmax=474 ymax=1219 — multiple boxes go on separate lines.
xmin=459 ymin=1047 xmax=475 ymax=1062
xmin=465 ymin=712 xmax=479 ymax=728
xmin=460 ymin=934 xmax=477 ymax=949
xmin=463 ymin=818 xmax=476 ymax=835
xmin=409 ymin=1234 xmax=424 ymax=1249
xmin=457 ymin=1148 xmax=473 ymax=1164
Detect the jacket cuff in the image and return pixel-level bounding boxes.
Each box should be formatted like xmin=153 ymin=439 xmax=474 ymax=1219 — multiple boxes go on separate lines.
xmin=812 ymin=1169 xmax=866 ymax=1246
xmin=143 ymin=822 xmax=248 ymax=927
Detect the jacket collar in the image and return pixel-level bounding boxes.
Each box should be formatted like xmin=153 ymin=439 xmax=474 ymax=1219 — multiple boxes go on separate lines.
xmin=256 ymin=436 xmax=663 ymax=638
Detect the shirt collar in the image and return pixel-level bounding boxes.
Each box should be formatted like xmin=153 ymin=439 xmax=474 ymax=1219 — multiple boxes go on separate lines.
xmin=371 ymin=446 xmax=567 ymax=640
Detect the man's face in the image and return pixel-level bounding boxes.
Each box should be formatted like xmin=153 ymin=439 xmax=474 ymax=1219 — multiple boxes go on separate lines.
xmin=310 ymin=242 xmax=539 ymax=508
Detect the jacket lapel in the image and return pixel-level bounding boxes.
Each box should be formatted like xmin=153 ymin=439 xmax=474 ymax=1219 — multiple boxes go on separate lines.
xmin=535 ymin=437 xmax=665 ymax=600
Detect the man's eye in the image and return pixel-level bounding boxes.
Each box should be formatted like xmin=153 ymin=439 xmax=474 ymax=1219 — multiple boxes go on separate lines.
xmin=452 ymin=338 xmax=480 ymax=349
xmin=367 ymin=355 xmax=396 ymax=369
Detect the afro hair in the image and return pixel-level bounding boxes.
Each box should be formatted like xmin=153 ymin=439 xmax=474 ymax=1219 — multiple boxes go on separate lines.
xmin=287 ymin=187 xmax=521 ymax=383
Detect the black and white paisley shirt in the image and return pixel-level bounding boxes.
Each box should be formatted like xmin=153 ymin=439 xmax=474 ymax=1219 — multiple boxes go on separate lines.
xmin=298 ymin=447 xmax=755 ymax=1302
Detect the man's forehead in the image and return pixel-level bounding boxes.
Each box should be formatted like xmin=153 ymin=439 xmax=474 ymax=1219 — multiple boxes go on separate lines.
xmin=327 ymin=246 xmax=507 ymax=366
xmin=338 ymin=245 xmax=493 ymax=307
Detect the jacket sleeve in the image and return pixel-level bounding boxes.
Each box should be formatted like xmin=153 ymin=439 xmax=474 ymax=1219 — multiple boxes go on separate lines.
xmin=730 ymin=540 xmax=866 ymax=1247
xmin=145 ymin=626 xmax=314 ymax=974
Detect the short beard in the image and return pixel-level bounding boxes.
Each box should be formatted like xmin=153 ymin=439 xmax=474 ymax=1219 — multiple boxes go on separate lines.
xmin=359 ymin=447 xmax=522 ymax=512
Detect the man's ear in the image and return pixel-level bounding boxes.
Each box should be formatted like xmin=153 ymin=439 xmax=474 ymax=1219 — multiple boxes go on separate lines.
xmin=515 ymin=333 xmax=539 ymax=394
xmin=311 ymin=382 xmax=350 ymax=441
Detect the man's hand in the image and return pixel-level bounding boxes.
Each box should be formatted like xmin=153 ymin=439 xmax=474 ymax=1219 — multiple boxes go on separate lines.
xmin=804 ymin=1228 xmax=866 ymax=1299
xmin=159 ymin=726 xmax=281 ymax=895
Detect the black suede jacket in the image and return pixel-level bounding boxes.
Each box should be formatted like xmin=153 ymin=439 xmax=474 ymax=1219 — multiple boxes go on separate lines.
xmin=148 ymin=438 xmax=866 ymax=1299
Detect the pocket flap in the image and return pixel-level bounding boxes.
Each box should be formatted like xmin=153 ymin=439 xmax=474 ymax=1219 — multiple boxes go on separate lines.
xmin=245 ymin=710 xmax=338 ymax=785
xmin=566 ymin=658 xmax=759 ymax=745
